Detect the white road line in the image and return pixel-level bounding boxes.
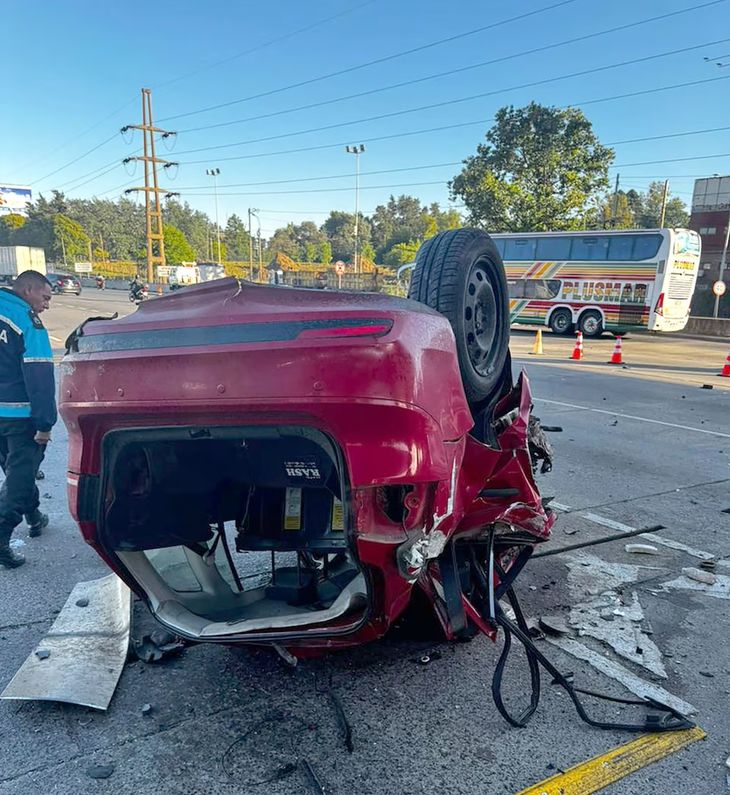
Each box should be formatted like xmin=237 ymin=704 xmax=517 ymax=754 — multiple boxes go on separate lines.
xmin=550 ymin=501 xmax=572 ymax=512
xmin=535 ymin=397 xmax=730 ymax=439
xmin=50 ymin=335 xmax=63 ymax=343
xmin=583 ymin=512 xmax=636 ymax=534
xmin=545 ymin=635 xmax=696 ymax=716
xmin=584 ymin=512 xmax=730 ymax=569
xmin=641 ymin=533 xmax=730 ymax=568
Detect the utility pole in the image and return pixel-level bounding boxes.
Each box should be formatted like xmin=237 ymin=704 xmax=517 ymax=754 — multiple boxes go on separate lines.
xmin=248 ymin=208 xmax=258 ymax=280
xmin=715 ymin=210 xmax=730 ymax=318
xmin=122 ymin=88 xmax=178 ymax=284
xmin=206 ymin=168 xmax=221 ymax=263
xmin=257 ymin=226 xmax=263 ymax=281
xmin=345 ymin=144 xmax=365 ymax=273
xmin=60 ymin=233 xmax=67 ymax=268
xmin=659 ymin=179 xmax=670 ymax=228
xmin=610 ymin=173 xmax=620 ymax=228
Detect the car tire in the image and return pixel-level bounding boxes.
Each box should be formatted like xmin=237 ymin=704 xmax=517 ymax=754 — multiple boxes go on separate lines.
xmin=578 ymin=310 xmax=603 ymax=338
xmin=549 ymin=308 xmax=573 ymax=335
xmin=409 ymin=229 xmax=510 ymax=406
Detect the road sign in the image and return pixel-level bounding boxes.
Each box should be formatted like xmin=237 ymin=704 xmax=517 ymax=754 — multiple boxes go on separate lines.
xmin=712 ymin=280 xmax=726 ymax=297
xmin=74 ymin=262 xmax=92 ymax=273
xmin=334 ymin=261 xmax=345 ymax=276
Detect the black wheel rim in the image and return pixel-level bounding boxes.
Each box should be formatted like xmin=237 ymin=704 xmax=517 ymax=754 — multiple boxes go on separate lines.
xmin=554 ymin=312 xmax=570 ymax=332
xmin=463 ymin=256 xmax=500 ymax=377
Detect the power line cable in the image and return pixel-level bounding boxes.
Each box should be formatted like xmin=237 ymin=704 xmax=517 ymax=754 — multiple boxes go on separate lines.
xmin=17 ymin=97 xmax=137 ymax=180
xmin=155 ymin=0 xmax=378 ymax=90
xmin=175 ymin=68 xmax=730 ymax=164
xmin=29 ymin=132 xmax=121 ymax=185
xmin=171 ymin=125 xmax=730 ymax=191
xmin=159 ymin=0 xmax=580 ymax=123
xmin=178 ymin=1 xmax=729 ymax=134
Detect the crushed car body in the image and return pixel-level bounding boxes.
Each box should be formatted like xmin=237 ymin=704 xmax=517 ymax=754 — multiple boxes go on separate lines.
xmin=60 ymin=229 xmax=554 ymax=654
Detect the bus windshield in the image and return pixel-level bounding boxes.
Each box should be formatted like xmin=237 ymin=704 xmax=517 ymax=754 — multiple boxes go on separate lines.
xmin=493 ymin=229 xmax=701 ymax=337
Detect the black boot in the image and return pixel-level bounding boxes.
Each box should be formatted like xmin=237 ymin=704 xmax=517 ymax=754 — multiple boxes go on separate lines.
xmin=26 ymin=511 xmax=49 ymax=538
xmin=0 ymin=543 xmax=25 ymax=568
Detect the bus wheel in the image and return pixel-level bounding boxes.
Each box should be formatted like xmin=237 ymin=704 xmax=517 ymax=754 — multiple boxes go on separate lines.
xmin=549 ymin=308 xmax=573 ymax=335
xmin=578 ymin=310 xmax=603 ymax=338
xmin=409 ymin=228 xmax=509 ymax=406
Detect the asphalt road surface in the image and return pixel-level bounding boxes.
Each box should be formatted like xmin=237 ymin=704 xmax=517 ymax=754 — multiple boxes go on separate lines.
xmin=1 ymin=290 xmax=728 ymax=794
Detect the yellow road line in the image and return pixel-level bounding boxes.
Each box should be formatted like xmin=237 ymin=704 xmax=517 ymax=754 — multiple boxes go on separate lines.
xmin=516 ymin=726 xmax=706 ymax=795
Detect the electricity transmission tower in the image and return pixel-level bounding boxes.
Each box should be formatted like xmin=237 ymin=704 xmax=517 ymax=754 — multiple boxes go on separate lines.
xmin=122 ymin=88 xmax=178 ymax=283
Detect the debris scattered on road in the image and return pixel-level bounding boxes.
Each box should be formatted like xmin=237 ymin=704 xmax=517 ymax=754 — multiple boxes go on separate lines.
xmin=9 ymin=538 xmax=25 ymax=550
xmin=701 ymin=384 xmax=714 ymax=390
xmin=132 ymin=630 xmax=185 ymax=663
xmin=141 ymin=703 xmax=153 ymax=715
xmin=541 ymin=426 xmax=563 ymax=433
xmin=75 ymin=598 xmax=89 ymax=608
xmin=35 ymin=470 xmax=44 ymax=480
xmin=300 ymin=758 xmax=326 ymax=795
xmin=683 ymin=567 xmax=717 ymax=585
xmin=42 ymin=493 xmax=52 ymax=499
xmin=329 ymin=691 xmax=354 ymax=753
xmin=86 ymin=763 xmax=114 ymax=779
xmin=415 ymin=650 xmax=443 ymax=665
xmin=661 ymin=572 xmax=730 ymax=600
xmin=699 ymin=671 xmax=714 ymax=678
xmin=34 ymin=649 xmax=50 ymax=660
xmin=538 ymin=615 xmax=569 ymax=636
xmin=563 ymin=527 xmax=579 ymax=536
xmin=700 ymin=559 xmax=718 ymax=572
xmin=625 ymin=543 xmax=660 ymax=555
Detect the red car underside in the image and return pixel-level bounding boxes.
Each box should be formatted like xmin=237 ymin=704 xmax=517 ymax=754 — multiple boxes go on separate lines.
xmin=60 ymin=278 xmax=554 ymax=654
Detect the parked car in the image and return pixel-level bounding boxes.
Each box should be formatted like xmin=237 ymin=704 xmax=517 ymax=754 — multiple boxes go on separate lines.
xmin=48 ymin=272 xmax=82 ymax=295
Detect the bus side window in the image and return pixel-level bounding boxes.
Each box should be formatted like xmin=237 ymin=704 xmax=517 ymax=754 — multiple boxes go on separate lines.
xmin=571 ymin=236 xmax=610 ymax=260
xmin=494 ymin=238 xmax=506 ymax=257
xmin=507 ymin=280 xmax=525 ymax=299
xmin=536 ymin=237 xmax=571 ymax=260
xmin=608 ymin=236 xmax=634 ymax=261
xmin=504 ymin=238 xmax=537 ymax=260
xmin=632 ymin=234 xmax=663 ymax=260
xmin=522 ymin=279 xmax=561 ymax=299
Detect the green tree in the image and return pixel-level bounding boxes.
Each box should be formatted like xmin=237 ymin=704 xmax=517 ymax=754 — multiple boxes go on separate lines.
xmin=317 ymin=240 xmax=332 ymax=264
xmin=53 ymin=214 xmax=90 ymax=264
xmin=450 ymin=103 xmax=613 ymax=231
xmin=383 ymin=240 xmax=421 ymax=269
xmin=163 ymin=224 xmax=196 ymax=264
xmin=211 ymin=239 xmax=227 ymax=261
xmin=224 ymin=214 xmax=252 ymax=260
xmin=0 ymin=214 xmax=26 ymax=245
xmin=266 ymin=225 xmax=301 ymax=260
xmin=636 ymin=181 xmax=689 ymax=228
xmin=321 ymin=211 xmax=372 ymax=262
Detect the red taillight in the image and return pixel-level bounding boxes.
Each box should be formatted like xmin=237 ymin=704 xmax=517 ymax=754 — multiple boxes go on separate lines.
xmin=654 ymin=292 xmax=665 ymax=316
xmin=296 ymin=320 xmax=393 ymax=340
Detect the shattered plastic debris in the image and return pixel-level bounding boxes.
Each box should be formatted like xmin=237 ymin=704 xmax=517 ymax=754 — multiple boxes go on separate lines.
xmin=75 ymin=598 xmax=89 ymax=608
xmin=538 ymin=616 xmax=569 ymax=636
xmin=683 ymin=567 xmax=717 ymax=586
xmin=141 ymin=703 xmax=153 ymax=715
xmin=624 ymin=543 xmax=659 ymax=555
xmin=34 ymin=649 xmax=50 ymax=661
xmin=132 ymin=630 xmax=185 ymax=663
xmin=87 ymin=764 xmax=114 ymax=779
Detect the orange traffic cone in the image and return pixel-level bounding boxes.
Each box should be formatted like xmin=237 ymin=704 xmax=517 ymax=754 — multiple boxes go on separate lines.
xmin=609 ymin=336 xmax=623 ymax=365
xmin=570 ymin=331 xmax=583 ymax=360
xmin=721 ymin=350 xmax=730 ymax=377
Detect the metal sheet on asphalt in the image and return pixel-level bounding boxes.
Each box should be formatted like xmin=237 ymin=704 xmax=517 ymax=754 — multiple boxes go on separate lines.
xmin=0 ymin=573 xmax=131 ymax=711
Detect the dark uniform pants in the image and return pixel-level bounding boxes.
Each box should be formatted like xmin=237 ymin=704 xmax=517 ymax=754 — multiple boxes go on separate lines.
xmin=0 ymin=419 xmax=45 ymax=545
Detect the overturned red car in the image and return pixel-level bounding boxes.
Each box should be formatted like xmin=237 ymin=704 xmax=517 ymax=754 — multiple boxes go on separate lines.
xmin=59 ymin=229 xmax=690 ymax=732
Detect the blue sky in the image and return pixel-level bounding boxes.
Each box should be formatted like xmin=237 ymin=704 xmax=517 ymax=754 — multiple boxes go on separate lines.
xmin=3 ymin=0 xmax=730 ymax=237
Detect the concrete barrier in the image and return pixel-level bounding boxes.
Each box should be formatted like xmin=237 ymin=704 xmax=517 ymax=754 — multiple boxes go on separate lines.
xmin=682 ymin=316 xmax=730 ymax=339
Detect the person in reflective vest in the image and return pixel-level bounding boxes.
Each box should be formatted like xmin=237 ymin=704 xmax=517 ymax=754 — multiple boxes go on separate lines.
xmin=0 ymin=271 xmax=56 ymax=568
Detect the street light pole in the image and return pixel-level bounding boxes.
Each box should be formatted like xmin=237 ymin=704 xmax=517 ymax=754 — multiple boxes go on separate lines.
xmin=715 ymin=207 xmax=730 ymax=318
xmin=248 ymin=208 xmax=259 ymax=281
xmin=206 ymin=167 xmax=221 ymax=264
xmin=345 ymin=145 xmax=365 ymax=274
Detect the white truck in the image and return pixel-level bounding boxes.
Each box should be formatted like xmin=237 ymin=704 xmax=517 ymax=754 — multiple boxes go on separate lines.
xmin=0 ymin=246 xmax=47 ymax=283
